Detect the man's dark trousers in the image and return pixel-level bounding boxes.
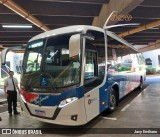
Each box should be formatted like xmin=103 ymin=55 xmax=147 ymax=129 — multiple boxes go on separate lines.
xmin=7 ymin=90 xmax=17 ymax=114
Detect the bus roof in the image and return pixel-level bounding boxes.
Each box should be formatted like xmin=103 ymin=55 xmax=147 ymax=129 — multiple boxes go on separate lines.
xmin=29 ymin=25 xmax=104 ymax=42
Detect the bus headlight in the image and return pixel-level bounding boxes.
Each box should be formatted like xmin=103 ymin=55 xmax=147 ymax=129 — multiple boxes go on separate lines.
xmin=59 ymin=97 xmax=78 ymax=108
xmin=20 ymin=94 xmax=26 ymax=103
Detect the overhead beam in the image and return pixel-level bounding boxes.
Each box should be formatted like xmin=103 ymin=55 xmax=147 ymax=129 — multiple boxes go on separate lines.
xmin=33 ymin=0 xmax=108 ymax=5
xmin=139 ymin=41 xmax=160 ymax=52
xmin=92 ymin=0 xmax=144 ymax=28
xmin=130 ymin=6 xmax=160 ymax=19
xmin=14 ymin=0 xmax=102 ymax=17
xmin=37 ymin=16 xmax=93 ymax=26
xmin=119 ymin=20 xmax=160 ymax=37
xmin=0 ymin=0 xmax=50 ymax=31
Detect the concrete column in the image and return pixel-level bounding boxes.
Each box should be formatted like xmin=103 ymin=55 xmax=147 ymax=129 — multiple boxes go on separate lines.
xmin=92 ymin=0 xmax=144 ymax=28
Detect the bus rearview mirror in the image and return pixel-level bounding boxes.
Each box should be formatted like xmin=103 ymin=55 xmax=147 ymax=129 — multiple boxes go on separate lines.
xmin=69 ymin=34 xmax=81 ymax=58
xmin=1 ymin=48 xmax=9 ymax=65
xmin=1 ymin=46 xmax=26 ymax=65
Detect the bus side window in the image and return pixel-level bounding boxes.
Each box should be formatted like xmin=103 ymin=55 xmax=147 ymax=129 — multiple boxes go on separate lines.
xmin=99 ymin=65 xmax=105 ymax=80
xmin=85 ymin=50 xmax=97 ymax=80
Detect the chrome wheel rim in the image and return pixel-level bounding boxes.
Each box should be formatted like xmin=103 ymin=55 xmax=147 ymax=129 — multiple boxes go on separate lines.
xmin=110 ymin=94 xmax=116 ymax=110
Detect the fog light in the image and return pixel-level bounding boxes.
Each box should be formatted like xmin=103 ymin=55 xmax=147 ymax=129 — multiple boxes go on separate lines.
xmin=71 ymin=115 xmax=78 ymax=121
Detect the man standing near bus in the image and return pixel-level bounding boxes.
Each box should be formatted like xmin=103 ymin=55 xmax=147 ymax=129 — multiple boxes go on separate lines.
xmin=4 ymin=71 xmax=20 ymax=117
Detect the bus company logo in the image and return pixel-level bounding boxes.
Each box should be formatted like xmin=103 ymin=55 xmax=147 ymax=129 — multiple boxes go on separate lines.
xmin=110 ymin=13 xmax=132 ymax=21
xmin=88 ymin=98 xmax=97 ymax=105
xmin=33 ymin=96 xmax=49 ymax=106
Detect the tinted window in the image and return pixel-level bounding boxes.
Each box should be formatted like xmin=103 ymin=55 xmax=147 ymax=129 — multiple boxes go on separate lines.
xmin=107 ymin=35 xmax=139 ymax=73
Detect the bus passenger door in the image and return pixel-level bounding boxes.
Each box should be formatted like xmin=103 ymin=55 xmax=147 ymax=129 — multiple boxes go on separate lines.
xmin=84 ymin=49 xmax=100 ymax=122
xmin=82 ymin=30 xmax=106 ymax=122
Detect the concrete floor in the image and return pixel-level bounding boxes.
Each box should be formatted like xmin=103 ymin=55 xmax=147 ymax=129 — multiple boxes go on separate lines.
xmin=0 ymin=75 xmax=160 ymax=137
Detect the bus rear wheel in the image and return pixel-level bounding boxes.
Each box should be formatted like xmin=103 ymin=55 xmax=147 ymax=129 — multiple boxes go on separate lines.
xmin=138 ymin=77 xmax=143 ymax=89
xmin=108 ymin=89 xmax=116 ymax=112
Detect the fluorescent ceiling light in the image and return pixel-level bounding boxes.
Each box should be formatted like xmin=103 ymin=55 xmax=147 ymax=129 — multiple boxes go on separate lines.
xmin=2 ymin=25 xmax=32 ymax=28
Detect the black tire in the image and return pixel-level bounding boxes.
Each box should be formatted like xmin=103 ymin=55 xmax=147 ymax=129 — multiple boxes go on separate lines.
xmin=138 ymin=77 xmax=143 ymax=89
xmin=108 ymin=89 xmax=117 ymax=112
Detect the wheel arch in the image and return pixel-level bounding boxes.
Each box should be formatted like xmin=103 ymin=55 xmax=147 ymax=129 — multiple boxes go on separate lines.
xmin=111 ymin=83 xmax=119 ymax=106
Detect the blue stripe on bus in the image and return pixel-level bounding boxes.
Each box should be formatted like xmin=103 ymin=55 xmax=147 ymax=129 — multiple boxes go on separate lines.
xmin=99 ymin=74 xmax=128 ymax=113
xmin=99 ymin=84 xmax=110 ymax=113
xmin=30 ymin=86 xmax=84 ymax=106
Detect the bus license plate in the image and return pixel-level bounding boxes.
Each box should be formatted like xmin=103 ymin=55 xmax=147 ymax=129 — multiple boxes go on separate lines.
xmin=35 ymin=110 xmax=46 ymax=117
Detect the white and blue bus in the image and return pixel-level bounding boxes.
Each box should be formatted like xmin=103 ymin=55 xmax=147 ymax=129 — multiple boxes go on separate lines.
xmin=2 ymin=25 xmax=146 ymax=125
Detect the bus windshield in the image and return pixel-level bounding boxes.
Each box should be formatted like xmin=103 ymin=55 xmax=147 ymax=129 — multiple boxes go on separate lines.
xmin=22 ymin=33 xmax=81 ymax=92
xmin=24 ymin=40 xmax=44 ymax=73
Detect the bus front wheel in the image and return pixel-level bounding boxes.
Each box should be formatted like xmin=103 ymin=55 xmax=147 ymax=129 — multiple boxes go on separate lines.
xmin=108 ymin=89 xmax=116 ymax=112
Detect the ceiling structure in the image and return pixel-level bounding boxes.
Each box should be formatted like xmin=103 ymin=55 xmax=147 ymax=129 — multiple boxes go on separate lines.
xmin=0 ymin=0 xmax=160 ymax=52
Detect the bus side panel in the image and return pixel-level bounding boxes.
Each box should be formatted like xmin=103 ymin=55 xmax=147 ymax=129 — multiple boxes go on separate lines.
xmin=55 ymin=97 xmax=87 ymax=125
xmin=107 ymin=73 xmax=140 ymax=100
xmin=99 ymin=84 xmax=110 ymax=113
xmin=84 ymin=88 xmax=100 ymax=122
xmin=114 ymin=73 xmax=139 ymax=99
